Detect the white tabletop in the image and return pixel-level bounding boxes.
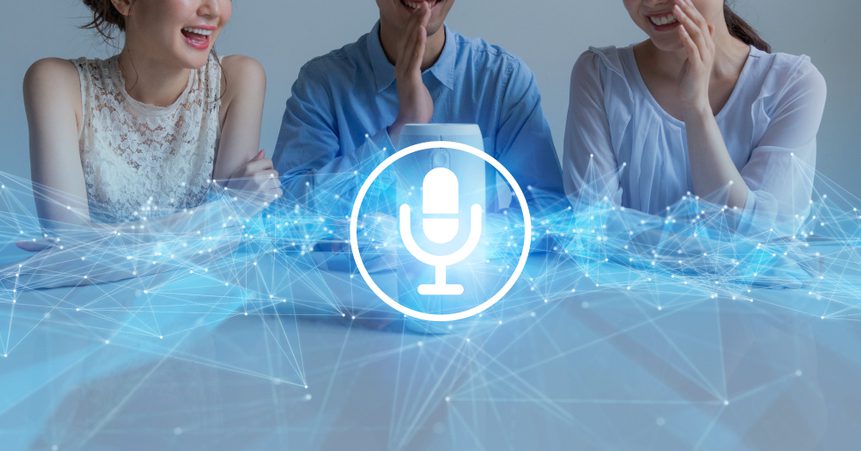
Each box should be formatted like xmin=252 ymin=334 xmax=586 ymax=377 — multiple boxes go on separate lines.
xmin=0 ymin=246 xmax=858 ymax=450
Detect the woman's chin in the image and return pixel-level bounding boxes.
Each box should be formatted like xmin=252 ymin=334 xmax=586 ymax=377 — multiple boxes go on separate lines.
xmin=176 ymin=52 xmax=212 ymax=70
xmin=172 ymin=42 xmax=216 ymax=69
xmin=650 ymin=36 xmax=686 ymax=53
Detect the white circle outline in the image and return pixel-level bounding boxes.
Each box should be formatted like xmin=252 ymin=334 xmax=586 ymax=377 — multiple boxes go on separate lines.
xmin=349 ymin=140 xmax=532 ymax=322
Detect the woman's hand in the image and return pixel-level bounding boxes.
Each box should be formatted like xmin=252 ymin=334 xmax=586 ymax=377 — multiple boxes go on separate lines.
xmin=16 ymin=237 xmax=57 ymax=252
xmin=674 ymin=0 xmax=715 ymax=118
xmin=224 ymin=150 xmax=283 ymax=213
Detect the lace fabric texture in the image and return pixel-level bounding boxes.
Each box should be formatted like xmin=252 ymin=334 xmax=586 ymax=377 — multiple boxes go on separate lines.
xmin=72 ymin=53 xmax=221 ymax=223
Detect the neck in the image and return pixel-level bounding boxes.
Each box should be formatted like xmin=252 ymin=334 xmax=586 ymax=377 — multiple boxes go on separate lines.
xmin=117 ymin=47 xmax=192 ymax=107
xmin=379 ymin=22 xmax=447 ymax=70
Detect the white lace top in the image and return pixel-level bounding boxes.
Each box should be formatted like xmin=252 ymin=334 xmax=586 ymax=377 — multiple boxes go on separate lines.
xmin=72 ymin=53 xmax=221 ymax=223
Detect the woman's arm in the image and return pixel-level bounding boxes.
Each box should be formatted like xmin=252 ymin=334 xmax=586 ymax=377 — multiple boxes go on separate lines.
xmin=675 ymin=1 xmax=826 ymax=235
xmin=214 ymin=55 xmax=269 ymax=181
xmin=674 ymin=1 xmax=749 ymax=209
xmin=212 ymin=55 xmax=281 ymax=212
xmin=24 ymin=58 xmax=91 ymax=228
xmin=562 ymin=51 xmax=622 ymax=205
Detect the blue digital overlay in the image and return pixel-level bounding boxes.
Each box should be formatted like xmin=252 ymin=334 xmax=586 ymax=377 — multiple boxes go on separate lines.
xmin=1 ymin=136 xmax=860 ymax=449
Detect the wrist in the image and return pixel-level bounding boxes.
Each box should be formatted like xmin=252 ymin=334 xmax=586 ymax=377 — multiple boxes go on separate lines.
xmin=681 ymin=100 xmax=713 ymax=123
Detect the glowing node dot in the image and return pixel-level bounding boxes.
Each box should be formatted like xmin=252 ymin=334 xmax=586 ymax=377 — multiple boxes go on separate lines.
xmin=795 ymin=370 xmax=803 ymax=377
xmin=723 ymin=400 xmax=730 ymax=406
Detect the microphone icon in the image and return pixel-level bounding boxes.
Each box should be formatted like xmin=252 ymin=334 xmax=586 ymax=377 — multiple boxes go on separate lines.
xmin=399 ymin=167 xmax=483 ymax=296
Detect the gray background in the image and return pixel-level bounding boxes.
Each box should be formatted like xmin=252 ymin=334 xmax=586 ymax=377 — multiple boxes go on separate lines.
xmin=2 ymin=1 xmax=859 ymax=197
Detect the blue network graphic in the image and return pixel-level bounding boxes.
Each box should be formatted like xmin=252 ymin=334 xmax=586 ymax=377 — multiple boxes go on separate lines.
xmin=1 ymin=137 xmax=860 ymax=449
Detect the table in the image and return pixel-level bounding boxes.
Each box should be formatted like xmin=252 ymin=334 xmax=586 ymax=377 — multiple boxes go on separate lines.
xmin=1 ymin=243 xmax=859 ymax=450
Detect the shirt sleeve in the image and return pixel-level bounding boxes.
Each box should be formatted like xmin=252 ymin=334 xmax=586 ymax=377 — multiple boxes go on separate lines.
xmin=272 ymin=63 xmax=395 ymax=215
xmin=736 ymin=58 xmax=827 ymax=236
xmin=494 ymin=58 xmax=566 ymax=214
xmin=562 ymin=50 xmax=623 ymax=206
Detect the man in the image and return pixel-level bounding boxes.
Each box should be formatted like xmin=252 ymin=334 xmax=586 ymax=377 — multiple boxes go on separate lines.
xmin=273 ymin=0 xmax=564 ymax=216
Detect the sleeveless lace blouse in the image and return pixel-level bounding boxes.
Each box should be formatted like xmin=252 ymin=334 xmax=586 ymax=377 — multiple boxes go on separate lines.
xmin=72 ymin=53 xmax=221 ymax=223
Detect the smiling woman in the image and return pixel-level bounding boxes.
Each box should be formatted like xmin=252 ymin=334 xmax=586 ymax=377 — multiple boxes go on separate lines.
xmin=563 ymin=0 xmax=826 ymax=236
xmin=22 ymin=0 xmax=281 ymax=239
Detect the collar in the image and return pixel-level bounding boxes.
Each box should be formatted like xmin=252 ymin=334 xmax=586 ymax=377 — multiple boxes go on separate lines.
xmin=367 ymin=21 xmax=457 ymax=93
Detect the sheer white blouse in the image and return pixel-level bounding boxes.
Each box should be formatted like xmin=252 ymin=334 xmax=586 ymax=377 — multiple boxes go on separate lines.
xmin=563 ymin=45 xmax=827 ymax=235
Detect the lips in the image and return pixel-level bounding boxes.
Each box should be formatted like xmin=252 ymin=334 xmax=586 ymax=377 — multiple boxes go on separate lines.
xmin=400 ymin=0 xmax=442 ymax=11
xmin=181 ymin=26 xmax=215 ymax=51
xmin=647 ymin=12 xmax=680 ymax=31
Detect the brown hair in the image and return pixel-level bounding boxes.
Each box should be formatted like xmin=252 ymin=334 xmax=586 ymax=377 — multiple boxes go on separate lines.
xmin=81 ymin=0 xmax=126 ymax=41
xmin=724 ymin=3 xmax=770 ymax=53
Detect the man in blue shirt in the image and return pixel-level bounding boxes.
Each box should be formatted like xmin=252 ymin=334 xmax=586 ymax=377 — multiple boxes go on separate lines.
xmin=273 ymin=0 xmax=564 ymax=216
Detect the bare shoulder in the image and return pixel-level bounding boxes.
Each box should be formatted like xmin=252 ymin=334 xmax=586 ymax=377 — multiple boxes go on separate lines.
xmin=23 ymin=57 xmax=82 ymax=120
xmin=220 ymin=54 xmax=266 ymax=100
xmin=24 ymin=58 xmax=79 ymax=96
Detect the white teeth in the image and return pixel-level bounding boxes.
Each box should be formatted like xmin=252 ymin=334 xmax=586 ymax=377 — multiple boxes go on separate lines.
xmin=649 ymin=14 xmax=678 ymax=26
xmin=182 ymin=27 xmax=213 ymax=37
xmin=401 ymin=0 xmax=437 ymax=9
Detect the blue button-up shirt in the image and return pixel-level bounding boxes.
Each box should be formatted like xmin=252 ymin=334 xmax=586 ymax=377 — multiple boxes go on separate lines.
xmin=273 ymin=23 xmax=564 ymax=215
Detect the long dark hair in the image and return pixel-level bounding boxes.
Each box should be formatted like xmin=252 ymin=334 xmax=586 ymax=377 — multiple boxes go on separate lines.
xmin=724 ymin=2 xmax=771 ymax=52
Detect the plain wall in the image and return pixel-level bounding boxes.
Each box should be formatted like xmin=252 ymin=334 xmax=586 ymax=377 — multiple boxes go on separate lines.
xmin=2 ymin=0 xmax=859 ymax=197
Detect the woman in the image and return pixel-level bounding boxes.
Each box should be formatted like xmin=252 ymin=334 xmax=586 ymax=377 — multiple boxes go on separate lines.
xmin=563 ymin=0 xmax=827 ymax=235
xmin=23 ymin=0 xmax=281 ymax=236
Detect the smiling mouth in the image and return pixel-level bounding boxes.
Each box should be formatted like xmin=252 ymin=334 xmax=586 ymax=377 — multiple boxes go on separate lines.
xmin=181 ymin=27 xmax=214 ymax=50
xmin=648 ymin=13 xmax=679 ymax=29
xmin=400 ymin=0 xmax=443 ymax=10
